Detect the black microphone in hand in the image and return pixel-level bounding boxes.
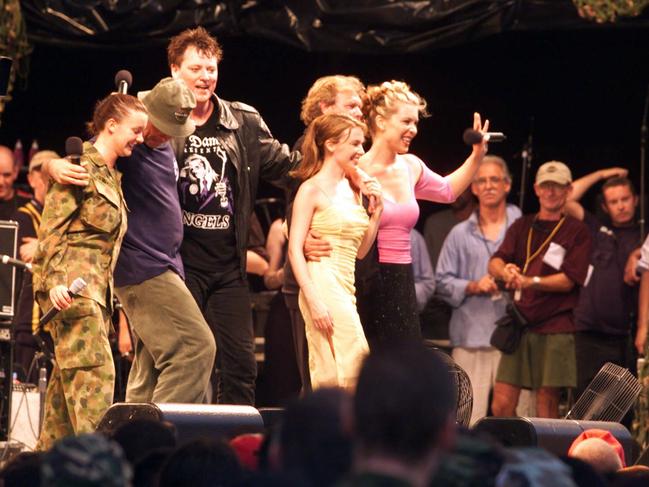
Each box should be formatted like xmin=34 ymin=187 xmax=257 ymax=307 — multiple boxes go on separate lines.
xmin=0 ymin=254 xmax=32 ymax=271
xmin=39 ymin=277 xmax=88 ymax=328
xmin=463 ymin=129 xmax=507 ymax=145
xmin=65 ymin=136 xmax=83 ymax=165
xmin=114 ymin=69 xmax=132 ymax=95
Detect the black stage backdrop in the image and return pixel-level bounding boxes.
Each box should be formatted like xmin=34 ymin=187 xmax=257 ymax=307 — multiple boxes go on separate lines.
xmin=2 ymin=26 xmax=649 ymax=220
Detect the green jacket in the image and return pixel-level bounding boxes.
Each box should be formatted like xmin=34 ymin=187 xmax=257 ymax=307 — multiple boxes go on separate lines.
xmin=32 ymin=142 xmax=127 ymax=311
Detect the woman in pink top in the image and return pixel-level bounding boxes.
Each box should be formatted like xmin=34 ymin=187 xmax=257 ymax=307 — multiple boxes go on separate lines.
xmin=357 ymin=80 xmax=488 ymax=347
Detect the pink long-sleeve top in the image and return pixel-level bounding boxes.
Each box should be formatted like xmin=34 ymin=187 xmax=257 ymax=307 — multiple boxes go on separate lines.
xmin=377 ymin=161 xmax=455 ymax=264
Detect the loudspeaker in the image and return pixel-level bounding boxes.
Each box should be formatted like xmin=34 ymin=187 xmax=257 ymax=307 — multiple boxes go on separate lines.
xmin=258 ymin=407 xmax=284 ymax=429
xmin=97 ymin=403 xmax=264 ymax=445
xmin=473 ymin=417 xmax=636 ymax=463
xmin=0 ymin=220 xmax=18 ymax=319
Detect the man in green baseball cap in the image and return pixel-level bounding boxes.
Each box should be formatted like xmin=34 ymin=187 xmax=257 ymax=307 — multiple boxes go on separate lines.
xmin=138 ymin=76 xmax=196 ymax=147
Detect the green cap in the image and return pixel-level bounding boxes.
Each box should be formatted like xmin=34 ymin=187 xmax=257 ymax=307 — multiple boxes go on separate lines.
xmin=138 ymin=77 xmax=196 ymax=137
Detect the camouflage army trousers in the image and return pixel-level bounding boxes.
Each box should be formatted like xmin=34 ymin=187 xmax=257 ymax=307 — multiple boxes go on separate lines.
xmin=35 ymin=296 xmax=115 ymax=451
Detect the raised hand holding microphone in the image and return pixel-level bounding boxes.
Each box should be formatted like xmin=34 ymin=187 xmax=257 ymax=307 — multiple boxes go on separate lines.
xmin=463 ymin=128 xmax=507 ymax=145
xmin=468 ymin=112 xmax=490 ymax=159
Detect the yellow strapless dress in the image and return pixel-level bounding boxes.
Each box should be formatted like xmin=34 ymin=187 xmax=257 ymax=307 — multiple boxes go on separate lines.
xmin=298 ymin=195 xmax=370 ymax=389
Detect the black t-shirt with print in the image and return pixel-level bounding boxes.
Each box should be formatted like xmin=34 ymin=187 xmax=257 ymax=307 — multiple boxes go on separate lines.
xmin=179 ymin=107 xmax=239 ymax=273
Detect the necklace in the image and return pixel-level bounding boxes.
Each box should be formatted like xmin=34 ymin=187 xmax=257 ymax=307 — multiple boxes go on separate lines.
xmin=513 ymin=214 xmax=565 ymax=301
xmin=522 ymin=215 xmax=565 ymax=275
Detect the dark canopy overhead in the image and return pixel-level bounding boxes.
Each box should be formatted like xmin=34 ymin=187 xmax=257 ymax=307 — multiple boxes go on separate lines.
xmin=21 ymin=0 xmax=649 ymax=52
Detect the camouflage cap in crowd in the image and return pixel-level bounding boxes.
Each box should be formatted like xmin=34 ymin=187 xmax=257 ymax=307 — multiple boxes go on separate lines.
xmin=496 ymin=447 xmax=576 ymax=487
xmin=41 ymin=433 xmax=133 ymax=487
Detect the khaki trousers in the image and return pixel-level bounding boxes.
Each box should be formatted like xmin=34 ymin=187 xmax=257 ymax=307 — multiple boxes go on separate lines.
xmin=116 ymin=270 xmax=216 ymax=404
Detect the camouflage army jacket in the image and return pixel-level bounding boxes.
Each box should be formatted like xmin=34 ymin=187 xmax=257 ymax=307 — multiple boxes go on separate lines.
xmin=32 ymin=142 xmax=128 ymax=311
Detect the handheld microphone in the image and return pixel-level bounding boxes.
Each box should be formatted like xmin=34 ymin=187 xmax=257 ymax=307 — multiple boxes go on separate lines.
xmin=65 ymin=136 xmax=83 ymax=165
xmin=114 ymin=69 xmax=133 ymax=95
xmin=1 ymin=254 xmax=32 ymax=271
xmin=463 ymin=129 xmax=507 ymax=145
xmin=39 ymin=277 xmax=87 ymax=328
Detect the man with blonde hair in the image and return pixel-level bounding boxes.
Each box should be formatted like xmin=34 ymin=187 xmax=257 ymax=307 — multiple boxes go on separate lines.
xmin=300 ymin=75 xmax=365 ymax=126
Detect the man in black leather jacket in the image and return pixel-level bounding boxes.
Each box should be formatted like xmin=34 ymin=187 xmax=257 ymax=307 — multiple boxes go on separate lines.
xmin=168 ymin=27 xmax=300 ymax=405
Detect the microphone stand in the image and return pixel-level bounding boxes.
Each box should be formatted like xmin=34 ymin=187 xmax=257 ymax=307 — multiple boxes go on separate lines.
xmin=518 ymin=117 xmax=534 ymax=213
xmin=36 ymin=353 xmax=47 ymax=434
xmin=640 ymin=84 xmax=649 ymax=241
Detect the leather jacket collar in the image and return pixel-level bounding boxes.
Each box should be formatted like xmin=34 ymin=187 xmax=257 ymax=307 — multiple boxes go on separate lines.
xmin=212 ymin=95 xmax=239 ymax=131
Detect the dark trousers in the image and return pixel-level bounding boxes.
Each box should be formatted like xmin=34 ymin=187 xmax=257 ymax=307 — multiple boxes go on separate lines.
xmin=256 ymin=292 xmax=302 ymax=405
xmin=574 ymin=330 xmax=635 ymax=400
xmin=185 ymin=267 xmax=256 ymax=406
xmin=283 ymin=292 xmax=311 ymax=394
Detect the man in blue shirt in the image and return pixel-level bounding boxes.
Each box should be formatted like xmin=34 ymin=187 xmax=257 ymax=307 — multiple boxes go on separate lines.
xmin=46 ymin=78 xmax=216 ymax=404
xmin=435 ymin=155 xmax=521 ymax=425
xmin=564 ymin=168 xmax=641 ymax=398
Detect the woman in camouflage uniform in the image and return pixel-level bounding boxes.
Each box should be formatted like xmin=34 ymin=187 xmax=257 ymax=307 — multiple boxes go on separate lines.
xmin=32 ymin=94 xmax=148 ymax=450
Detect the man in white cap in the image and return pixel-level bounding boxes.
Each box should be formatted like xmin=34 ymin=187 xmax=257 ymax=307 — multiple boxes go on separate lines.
xmin=45 ymin=78 xmax=216 ymax=404
xmin=488 ymin=161 xmax=592 ymax=418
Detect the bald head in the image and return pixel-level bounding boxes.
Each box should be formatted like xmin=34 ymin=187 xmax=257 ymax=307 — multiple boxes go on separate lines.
xmin=0 ymin=146 xmax=13 ymax=166
xmin=0 ymin=145 xmax=17 ymax=201
xmin=570 ymin=437 xmax=623 ymax=475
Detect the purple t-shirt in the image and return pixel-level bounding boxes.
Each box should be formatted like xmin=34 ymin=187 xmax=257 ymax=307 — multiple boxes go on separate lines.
xmin=114 ymin=142 xmax=184 ymax=287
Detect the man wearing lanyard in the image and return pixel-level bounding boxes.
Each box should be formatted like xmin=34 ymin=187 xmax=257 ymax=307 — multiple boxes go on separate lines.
xmin=488 ymin=161 xmax=592 ymax=418
xmin=436 ymin=156 xmax=521 ymax=425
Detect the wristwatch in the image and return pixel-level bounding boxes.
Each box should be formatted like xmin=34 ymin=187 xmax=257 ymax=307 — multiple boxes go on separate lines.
xmin=532 ymin=276 xmax=541 ymax=287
